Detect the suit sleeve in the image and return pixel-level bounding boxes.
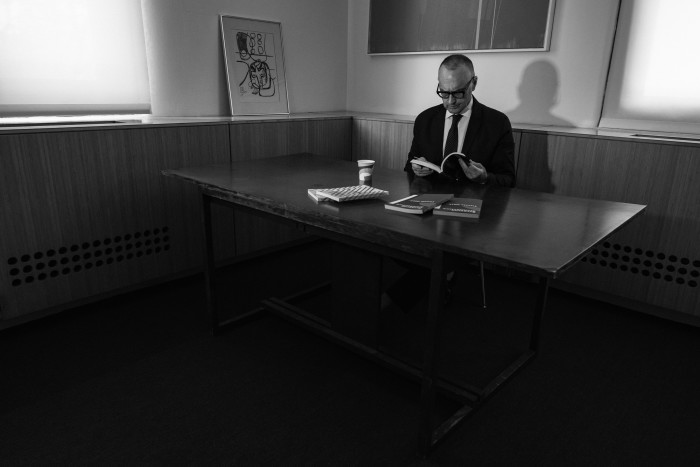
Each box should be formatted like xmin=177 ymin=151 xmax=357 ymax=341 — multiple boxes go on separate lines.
xmin=484 ymin=118 xmax=516 ymax=187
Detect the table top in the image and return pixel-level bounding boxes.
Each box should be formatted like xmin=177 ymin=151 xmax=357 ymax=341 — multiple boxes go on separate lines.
xmin=163 ymin=154 xmax=646 ymax=278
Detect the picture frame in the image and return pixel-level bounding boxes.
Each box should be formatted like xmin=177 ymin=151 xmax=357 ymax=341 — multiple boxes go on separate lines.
xmin=220 ymin=15 xmax=289 ymax=115
xmin=368 ymin=0 xmax=556 ymax=54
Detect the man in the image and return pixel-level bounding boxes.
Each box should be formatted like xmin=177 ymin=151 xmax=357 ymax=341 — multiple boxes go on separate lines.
xmin=406 ymin=54 xmax=515 ymax=187
xmin=384 ymin=55 xmax=515 ymax=313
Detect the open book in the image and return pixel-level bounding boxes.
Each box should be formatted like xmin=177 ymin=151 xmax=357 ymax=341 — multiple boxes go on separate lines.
xmin=411 ymin=152 xmax=468 ymax=174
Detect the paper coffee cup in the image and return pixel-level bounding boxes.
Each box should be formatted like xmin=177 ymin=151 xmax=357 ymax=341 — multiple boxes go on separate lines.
xmin=357 ymin=159 xmax=375 ymax=185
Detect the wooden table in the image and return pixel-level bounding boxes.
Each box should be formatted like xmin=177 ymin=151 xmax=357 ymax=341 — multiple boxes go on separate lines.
xmin=163 ymin=153 xmax=646 ymax=456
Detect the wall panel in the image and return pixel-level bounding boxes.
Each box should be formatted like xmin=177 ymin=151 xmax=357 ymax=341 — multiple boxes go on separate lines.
xmin=0 ymin=124 xmax=232 ymax=322
xmin=517 ymin=132 xmax=700 ymax=316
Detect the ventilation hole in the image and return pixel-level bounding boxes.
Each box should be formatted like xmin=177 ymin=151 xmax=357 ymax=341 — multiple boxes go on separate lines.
xmin=690 ymin=281 xmax=698 ymax=288
xmin=600 ymin=260 xmax=608 ymax=267
xmin=664 ymin=275 xmax=673 ymax=282
xmin=669 ymin=255 xmax=678 ymax=262
xmin=691 ymin=271 xmax=699 ymax=278
xmin=613 ymin=244 xmax=621 ymax=251
xmin=667 ymin=265 xmax=675 ymax=272
xmin=620 ymin=265 xmax=628 ymax=272
xmin=581 ymin=257 xmax=588 ymax=262
xmin=645 ymin=250 xmax=654 ymax=257
xmin=631 ymin=267 xmax=639 ymax=274
xmin=634 ymin=248 xmax=643 ymax=255
xmin=694 ymin=261 xmax=700 ymax=268
xmin=681 ymin=258 xmax=690 ymax=265
xmin=679 ymin=267 xmax=687 ymax=275
xmin=642 ymin=270 xmax=650 ymax=276
xmin=643 ymin=260 xmax=652 ymax=267
xmin=612 ymin=253 xmax=620 ymax=260
xmin=633 ymin=258 xmax=641 ymax=265
xmin=592 ymin=249 xmax=599 ymax=255
xmin=6 ymin=226 xmax=172 ymax=287
xmin=603 ymin=242 xmax=611 ymax=248
xmin=657 ymin=253 xmax=666 ymax=260
xmin=624 ymin=246 xmax=632 ymax=253
xmin=653 ymin=272 xmax=661 ymax=279
xmin=589 ymin=258 xmax=597 ymax=265
xmin=654 ymin=263 xmax=663 ymax=270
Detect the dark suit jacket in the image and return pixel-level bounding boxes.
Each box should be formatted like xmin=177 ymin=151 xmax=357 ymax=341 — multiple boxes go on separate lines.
xmin=405 ymin=98 xmax=516 ymax=187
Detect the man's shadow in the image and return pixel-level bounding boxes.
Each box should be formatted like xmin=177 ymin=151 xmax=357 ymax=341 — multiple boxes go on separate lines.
xmin=508 ymin=60 xmax=573 ymax=193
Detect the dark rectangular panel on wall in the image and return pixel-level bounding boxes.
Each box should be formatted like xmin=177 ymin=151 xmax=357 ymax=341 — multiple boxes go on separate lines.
xmin=516 ymin=132 xmax=700 ymax=316
xmin=228 ymin=118 xmax=352 ymax=254
xmin=369 ymin=0 xmax=556 ymax=54
xmin=0 ymin=124 xmax=232 ymax=322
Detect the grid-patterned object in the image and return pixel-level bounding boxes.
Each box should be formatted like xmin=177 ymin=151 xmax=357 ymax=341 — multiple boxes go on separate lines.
xmin=314 ymin=185 xmax=389 ymax=202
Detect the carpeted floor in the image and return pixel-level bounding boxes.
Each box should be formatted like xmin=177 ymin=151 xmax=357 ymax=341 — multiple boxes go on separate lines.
xmin=2 ymin=245 xmax=700 ymax=466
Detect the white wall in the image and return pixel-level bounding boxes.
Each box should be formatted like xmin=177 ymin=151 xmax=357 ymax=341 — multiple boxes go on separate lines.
xmin=346 ymin=0 xmax=620 ymax=128
xmin=142 ymin=0 xmax=348 ymax=116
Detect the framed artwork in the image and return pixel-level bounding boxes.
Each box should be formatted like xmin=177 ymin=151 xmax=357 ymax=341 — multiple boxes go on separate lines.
xmin=220 ymin=15 xmax=289 ymax=115
xmin=368 ymin=0 xmax=556 ymax=54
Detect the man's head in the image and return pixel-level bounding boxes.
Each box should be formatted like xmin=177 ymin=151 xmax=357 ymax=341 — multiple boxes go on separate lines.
xmin=437 ymin=54 xmax=477 ymax=114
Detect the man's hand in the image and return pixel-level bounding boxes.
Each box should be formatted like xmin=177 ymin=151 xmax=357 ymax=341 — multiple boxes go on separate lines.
xmin=411 ymin=157 xmax=434 ymax=177
xmin=458 ymin=159 xmax=487 ymax=183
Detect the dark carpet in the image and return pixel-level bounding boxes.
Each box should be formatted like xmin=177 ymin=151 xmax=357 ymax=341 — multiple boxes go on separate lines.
xmin=2 ymin=245 xmax=700 ymax=466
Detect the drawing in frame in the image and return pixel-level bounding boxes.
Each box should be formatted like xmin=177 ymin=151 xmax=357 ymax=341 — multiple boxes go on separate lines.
xmin=220 ymin=15 xmax=289 ymax=115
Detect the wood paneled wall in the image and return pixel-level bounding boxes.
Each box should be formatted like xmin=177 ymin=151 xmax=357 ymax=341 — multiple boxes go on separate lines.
xmin=516 ymin=132 xmax=700 ymax=317
xmin=2 ymin=114 xmax=697 ymax=325
xmin=0 ymin=117 xmax=353 ymax=325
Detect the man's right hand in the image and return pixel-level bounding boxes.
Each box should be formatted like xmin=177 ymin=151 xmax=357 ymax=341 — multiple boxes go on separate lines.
xmin=411 ymin=157 xmax=433 ymax=177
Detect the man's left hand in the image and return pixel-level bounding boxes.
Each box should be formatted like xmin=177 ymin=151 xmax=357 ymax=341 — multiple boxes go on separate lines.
xmin=458 ymin=159 xmax=487 ymax=183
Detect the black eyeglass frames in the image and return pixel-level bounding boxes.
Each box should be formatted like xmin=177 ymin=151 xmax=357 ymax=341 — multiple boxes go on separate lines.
xmin=436 ymin=77 xmax=475 ymax=99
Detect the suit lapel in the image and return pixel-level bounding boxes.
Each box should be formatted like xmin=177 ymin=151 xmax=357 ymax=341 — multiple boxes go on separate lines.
xmin=430 ymin=106 xmax=446 ymax=162
xmin=461 ymin=98 xmax=482 ymax=156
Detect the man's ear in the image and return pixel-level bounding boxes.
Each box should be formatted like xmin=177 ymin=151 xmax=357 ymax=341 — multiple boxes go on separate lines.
xmin=472 ymin=76 xmax=478 ymax=90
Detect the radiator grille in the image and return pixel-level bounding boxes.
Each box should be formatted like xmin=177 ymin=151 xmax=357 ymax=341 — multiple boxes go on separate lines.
xmin=581 ymin=241 xmax=699 ymax=288
xmin=6 ymin=226 xmax=171 ymax=287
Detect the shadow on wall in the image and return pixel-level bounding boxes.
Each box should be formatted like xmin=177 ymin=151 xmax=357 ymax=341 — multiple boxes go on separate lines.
xmin=507 ymin=60 xmax=573 ymax=128
xmin=509 ymin=60 xmax=571 ymax=193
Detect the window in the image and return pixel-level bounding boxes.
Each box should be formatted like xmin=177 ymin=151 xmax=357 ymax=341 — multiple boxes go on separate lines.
xmin=600 ymin=0 xmax=700 ymax=134
xmin=0 ymin=0 xmax=150 ymax=121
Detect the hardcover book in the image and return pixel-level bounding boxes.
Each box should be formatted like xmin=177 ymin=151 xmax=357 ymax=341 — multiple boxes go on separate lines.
xmin=384 ymin=193 xmax=454 ymax=214
xmin=433 ymin=197 xmax=483 ymax=219
xmin=309 ymin=185 xmax=389 ymax=202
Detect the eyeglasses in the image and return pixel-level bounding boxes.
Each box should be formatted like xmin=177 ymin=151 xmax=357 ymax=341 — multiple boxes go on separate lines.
xmin=436 ymin=77 xmax=475 ymax=99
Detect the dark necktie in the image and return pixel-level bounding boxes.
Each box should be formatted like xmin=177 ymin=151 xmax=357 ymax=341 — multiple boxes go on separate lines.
xmin=444 ymin=113 xmax=462 ymax=157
